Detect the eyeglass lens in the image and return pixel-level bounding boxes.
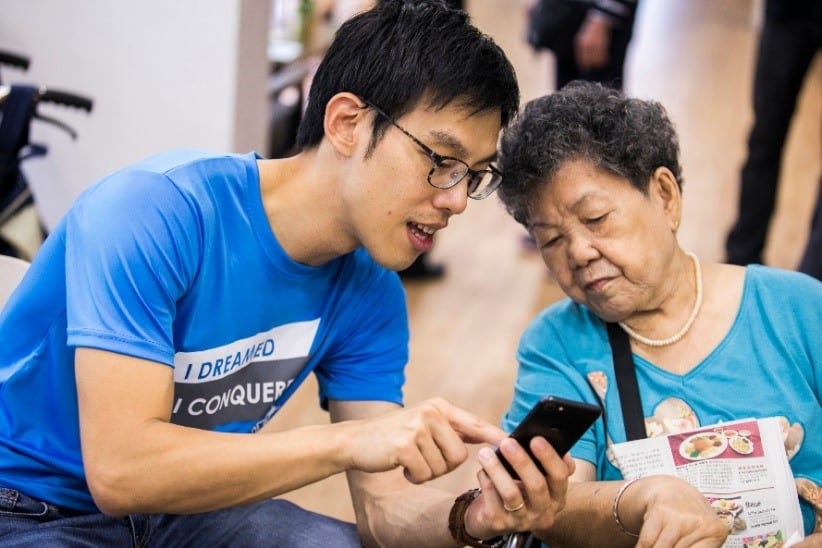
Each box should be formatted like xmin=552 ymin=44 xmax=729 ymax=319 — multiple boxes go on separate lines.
xmin=428 ymin=159 xmax=501 ymax=199
xmin=467 ymin=170 xmax=502 ymax=199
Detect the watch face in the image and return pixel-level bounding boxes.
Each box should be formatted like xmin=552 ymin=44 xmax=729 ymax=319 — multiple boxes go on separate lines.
xmin=458 ymin=488 xmax=481 ymax=502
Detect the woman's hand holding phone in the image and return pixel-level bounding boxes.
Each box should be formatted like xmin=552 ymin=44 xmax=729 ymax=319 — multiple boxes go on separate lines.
xmin=463 ymin=436 xmax=575 ymax=541
xmin=460 ymin=396 xmax=600 ymax=541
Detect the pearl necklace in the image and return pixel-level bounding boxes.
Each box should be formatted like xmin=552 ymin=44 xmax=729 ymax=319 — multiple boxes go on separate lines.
xmin=618 ymin=251 xmax=703 ymax=347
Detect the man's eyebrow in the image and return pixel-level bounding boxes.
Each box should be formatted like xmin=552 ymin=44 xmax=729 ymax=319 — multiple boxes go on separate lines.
xmin=429 ymin=130 xmax=468 ymax=158
xmin=428 ymin=130 xmax=498 ymax=165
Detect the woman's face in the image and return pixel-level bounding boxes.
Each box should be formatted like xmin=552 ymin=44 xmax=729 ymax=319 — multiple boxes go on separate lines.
xmin=529 ymin=159 xmax=681 ymax=322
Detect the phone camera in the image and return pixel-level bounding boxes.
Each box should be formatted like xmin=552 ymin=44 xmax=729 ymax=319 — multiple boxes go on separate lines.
xmin=558 ymin=406 xmax=564 ymax=412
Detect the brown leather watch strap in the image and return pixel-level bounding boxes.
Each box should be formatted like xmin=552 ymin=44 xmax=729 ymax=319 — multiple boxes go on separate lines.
xmin=448 ymin=488 xmax=506 ymax=547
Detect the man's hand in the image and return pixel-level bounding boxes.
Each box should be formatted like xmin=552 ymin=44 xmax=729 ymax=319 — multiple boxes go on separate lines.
xmin=344 ymin=397 xmax=507 ymax=483
xmin=574 ymin=14 xmax=612 ymax=70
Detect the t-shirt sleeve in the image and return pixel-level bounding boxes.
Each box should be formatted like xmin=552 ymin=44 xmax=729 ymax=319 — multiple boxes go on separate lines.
xmin=314 ymin=257 xmax=409 ymax=408
xmin=792 ymin=273 xmax=822 ymax=402
xmin=751 ymin=267 xmax=822 ymax=403
xmin=65 ymin=170 xmax=200 ymax=365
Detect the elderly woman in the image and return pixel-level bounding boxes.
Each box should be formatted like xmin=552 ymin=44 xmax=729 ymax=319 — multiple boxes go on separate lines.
xmin=492 ymin=81 xmax=821 ymax=546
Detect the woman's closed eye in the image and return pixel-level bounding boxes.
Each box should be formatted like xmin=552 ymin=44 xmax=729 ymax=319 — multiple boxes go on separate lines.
xmin=585 ymin=212 xmax=609 ymax=225
xmin=540 ymin=234 xmax=562 ymax=248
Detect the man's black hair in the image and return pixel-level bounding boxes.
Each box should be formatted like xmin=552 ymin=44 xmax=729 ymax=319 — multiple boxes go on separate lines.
xmin=295 ymin=0 xmax=519 ymax=150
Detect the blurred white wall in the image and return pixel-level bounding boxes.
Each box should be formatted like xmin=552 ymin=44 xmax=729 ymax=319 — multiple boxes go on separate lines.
xmin=0 ymin=0 xmax=271 ymax=229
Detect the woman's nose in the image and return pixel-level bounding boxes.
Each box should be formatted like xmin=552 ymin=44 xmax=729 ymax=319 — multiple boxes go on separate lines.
xmin=566 ymin=233 xmax=600 ymax=268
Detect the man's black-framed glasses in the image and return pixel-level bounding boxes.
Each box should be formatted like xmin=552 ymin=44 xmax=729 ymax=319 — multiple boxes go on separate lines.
xmin=361 ymin=98 xmax=502 ymax=200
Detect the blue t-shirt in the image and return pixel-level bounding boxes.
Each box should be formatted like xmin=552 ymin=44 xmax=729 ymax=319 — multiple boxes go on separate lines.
xmin=0 ymin=150 xmax=409 ymax=512
xmin=503 ymin=265 xmax=821 ymax=535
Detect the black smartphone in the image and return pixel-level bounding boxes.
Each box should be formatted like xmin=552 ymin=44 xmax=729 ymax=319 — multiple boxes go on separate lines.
xmin=495 ymin=395 xmax=602 ymax=480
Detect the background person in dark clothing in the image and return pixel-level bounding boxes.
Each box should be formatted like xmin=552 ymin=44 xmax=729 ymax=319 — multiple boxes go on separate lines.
xmin=725 ymin=0 xmax=822 ymax=279
xmin=556 ymin=0 xmax=638 ymax=91
xmin=526 ymin=0 xmax=638 ymax=91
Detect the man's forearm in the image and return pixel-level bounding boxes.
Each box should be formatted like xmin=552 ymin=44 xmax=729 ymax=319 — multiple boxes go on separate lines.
xmin=347 ymin=471 xmax=459 ymax=548
xmin=83 ymin=418 xmax=363 ymax=516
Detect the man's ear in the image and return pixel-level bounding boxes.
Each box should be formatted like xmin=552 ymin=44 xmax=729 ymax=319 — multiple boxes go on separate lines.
xmin=323 ymin=92 xmax=369 ymax=157
xmin=650 ymin=166 xmax=682 ymax=231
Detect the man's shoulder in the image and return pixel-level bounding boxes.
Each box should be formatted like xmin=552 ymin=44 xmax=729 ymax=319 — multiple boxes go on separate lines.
xmin=129 ymin=149 xmax=252 ymax=176
xmin=86 ymin=150 xmax=260 ymax=210
xmin=83 ymin=150 xmax=243 ymax=193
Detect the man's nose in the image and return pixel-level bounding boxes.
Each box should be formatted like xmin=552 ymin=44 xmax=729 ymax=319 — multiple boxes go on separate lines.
xmin=432 ymin=179 xmax=470 ymax=216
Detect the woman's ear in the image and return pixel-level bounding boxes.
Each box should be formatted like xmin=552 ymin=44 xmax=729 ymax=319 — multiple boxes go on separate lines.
xmin=323 ymin=92 xmax=369 ymax=157
xmin=650 ymin=166 xmax=682 ymax=231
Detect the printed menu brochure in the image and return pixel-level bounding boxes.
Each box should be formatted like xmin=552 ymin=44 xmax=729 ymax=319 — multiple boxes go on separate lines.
xmin=610 ymin=417 xmax=804 ymax=547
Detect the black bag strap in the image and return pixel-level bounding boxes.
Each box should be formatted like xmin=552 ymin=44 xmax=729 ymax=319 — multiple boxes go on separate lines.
xmin=606 ymin=322 xmax=647 ymax=441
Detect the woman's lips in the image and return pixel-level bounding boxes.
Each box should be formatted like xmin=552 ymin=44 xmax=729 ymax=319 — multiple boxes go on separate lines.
xmin=584 ymin=276 xmax=614 ymax=292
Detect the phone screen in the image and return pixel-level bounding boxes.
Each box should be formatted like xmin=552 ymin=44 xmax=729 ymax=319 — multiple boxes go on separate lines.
xmin=495 ymin=396 xmax=601 ymax=479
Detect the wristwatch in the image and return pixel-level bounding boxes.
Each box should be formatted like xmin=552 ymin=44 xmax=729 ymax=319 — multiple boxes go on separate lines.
xmin=448 ymin=489 xmax=507 ymax=548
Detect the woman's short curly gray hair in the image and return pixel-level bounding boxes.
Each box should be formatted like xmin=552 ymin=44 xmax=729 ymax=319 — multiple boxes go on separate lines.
xmin=497 ymin=81 xmax=683 ymax=227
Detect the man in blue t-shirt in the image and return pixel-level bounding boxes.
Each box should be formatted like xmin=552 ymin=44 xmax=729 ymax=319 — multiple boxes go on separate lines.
xmin=0 ymin=2 xmax=576 ymax=546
